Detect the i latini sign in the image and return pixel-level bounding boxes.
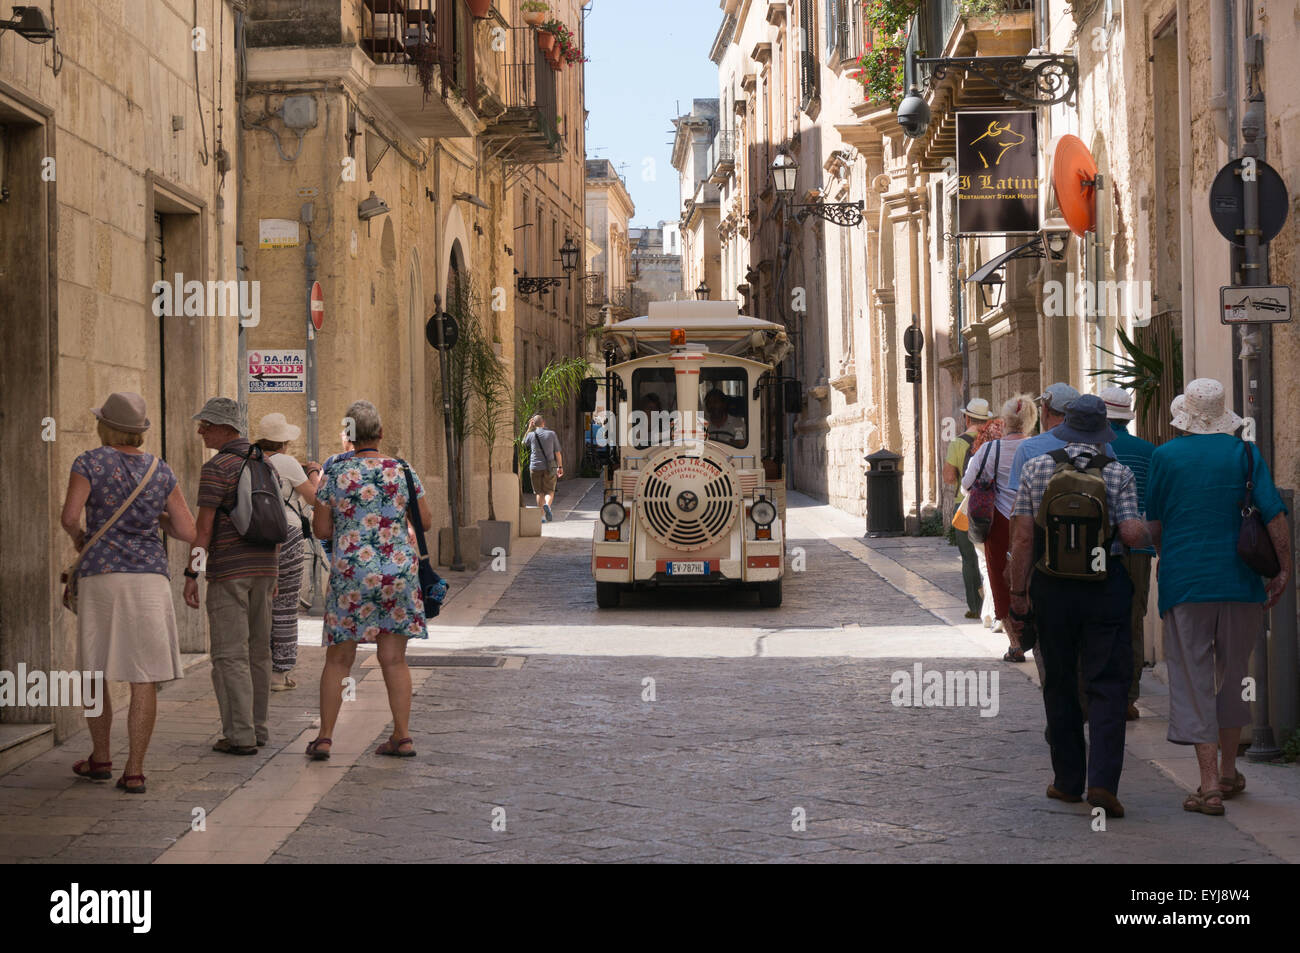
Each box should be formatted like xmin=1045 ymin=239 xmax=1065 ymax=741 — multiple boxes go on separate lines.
xmin=956 ymin=111 xmax=1039 ymax=234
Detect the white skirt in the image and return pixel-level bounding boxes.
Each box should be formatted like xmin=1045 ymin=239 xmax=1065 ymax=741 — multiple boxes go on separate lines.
xmin=77 ymin=572 xmax=184 ymax=683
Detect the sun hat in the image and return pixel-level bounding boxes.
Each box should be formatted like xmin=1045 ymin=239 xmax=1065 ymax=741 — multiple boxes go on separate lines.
xmin=92 ymin=392 xmax=150 ymax=433
xmin=1170 ymin=393 xmax=1189 ymax=432
xmin=1037 ymin=382 xmax=1080 ymax=414
xmin=1099 ymin=385 xmax=1135 ymax=421
xmin=193 ymin=397 xmax=246 ymax=435
xmin=1053 ymin=394 xmax=1116 ymax=445
xmin=963 ymin=397 xmax=992 ymax=421
xmin=1178 ymin=378 xmax=1241 ymax=435
xmin=257 ymin=412 xmax=302 ymax=443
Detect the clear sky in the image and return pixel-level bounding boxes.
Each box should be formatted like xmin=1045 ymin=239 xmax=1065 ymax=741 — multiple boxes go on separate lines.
xmin=581 ymin=0 xmax=722 ymax=229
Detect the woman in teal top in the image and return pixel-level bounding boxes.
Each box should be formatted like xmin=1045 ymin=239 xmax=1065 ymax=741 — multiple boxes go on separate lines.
xmin=1145 ymin=379 xmax=1290 ymax=817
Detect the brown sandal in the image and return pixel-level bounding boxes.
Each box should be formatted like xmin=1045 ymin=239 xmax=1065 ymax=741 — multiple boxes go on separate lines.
xmin=1219 ymin=771 xmax=1246 ymax=799
xmin=305 ymin=738 xmax=332 ymax=761
xmin=116 ymin=774 xmax=146 ymax=794
xmin=1183 ymin=788 xmax=1225 ymax=815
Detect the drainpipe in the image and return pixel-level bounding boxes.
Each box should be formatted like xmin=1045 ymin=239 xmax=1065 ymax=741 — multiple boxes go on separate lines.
xmin=1176 ymin=0 xmax=1196 ymax=383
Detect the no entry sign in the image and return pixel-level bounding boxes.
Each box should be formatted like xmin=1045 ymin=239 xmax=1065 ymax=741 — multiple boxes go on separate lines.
xmin=310 ymin=281 xmax=324 ymax=331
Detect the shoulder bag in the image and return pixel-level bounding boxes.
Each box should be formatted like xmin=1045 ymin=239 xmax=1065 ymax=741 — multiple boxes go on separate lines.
xmin=966 ymin=440 xmax=1000 ymax=544
xmin=400 ymin=461 xmax=448 ymax=618
xmin=61 ymin=456 xmax=160 ymax=615
xmin=1237 ymin=440 xmax=1281 ymax=579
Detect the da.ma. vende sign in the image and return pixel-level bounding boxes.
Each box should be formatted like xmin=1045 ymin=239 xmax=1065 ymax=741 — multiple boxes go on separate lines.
xmin=956 ymin=111 xmax=1039 ymax=234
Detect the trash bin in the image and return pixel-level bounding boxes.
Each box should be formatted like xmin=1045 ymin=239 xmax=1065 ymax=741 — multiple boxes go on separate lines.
xmin=865 ymin=448 xmax=904 ymax=537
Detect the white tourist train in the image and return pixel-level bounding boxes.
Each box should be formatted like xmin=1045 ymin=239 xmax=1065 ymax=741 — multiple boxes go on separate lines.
xmin=584 ymin=300 xmax=799 ymax=608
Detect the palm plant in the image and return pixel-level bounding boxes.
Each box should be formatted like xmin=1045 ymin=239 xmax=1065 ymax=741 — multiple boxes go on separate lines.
xmin=515 ymin=356 xmax=590 ymax=477
xmin=467 ymin=319 xmax=512 ymax=522
xmin=1087 ymin=325 xmax=1182 ymax=420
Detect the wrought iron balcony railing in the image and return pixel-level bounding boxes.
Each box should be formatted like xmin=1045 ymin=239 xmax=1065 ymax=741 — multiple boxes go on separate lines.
xmin=479 ymin=26 xmax=561 ymax=163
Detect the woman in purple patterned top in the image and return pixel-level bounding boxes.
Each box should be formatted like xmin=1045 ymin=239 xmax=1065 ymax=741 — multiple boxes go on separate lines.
xmin=59 ymin=393 xmax=197 ymax=794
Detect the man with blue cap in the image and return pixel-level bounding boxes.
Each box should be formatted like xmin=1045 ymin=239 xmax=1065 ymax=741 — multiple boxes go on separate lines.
xmin=1004 ymin=394 xmax=1153 ymax=820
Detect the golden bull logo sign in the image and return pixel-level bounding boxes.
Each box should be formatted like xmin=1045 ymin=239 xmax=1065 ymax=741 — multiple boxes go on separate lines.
xmin=957 ymin=111 xmax=1039 ymax=234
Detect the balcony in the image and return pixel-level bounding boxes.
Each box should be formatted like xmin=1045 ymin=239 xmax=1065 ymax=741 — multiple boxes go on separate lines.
xmin=584 ymin=275 xmax=607 ymax=307
xmin=360 ymin=0 xmax=480 ymax=138
xmin=707 ymin=130 xmax=736 ymax=184
xmin=478 ymin=27 xmax=562 ymax=165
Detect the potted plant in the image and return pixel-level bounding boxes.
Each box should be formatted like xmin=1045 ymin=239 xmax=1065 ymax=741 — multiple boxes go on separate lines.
xmin=521 ymin=0 xmax=549 ymax=26
xmin=546 ymin=45 xmax=563 ymax=70
xmin=537 ymin=17 xmax=559 ymax=51
xmin=560 ymin=40 xmax=588 ymax=66
xmin=467 ymin=317 xmax=515 ymax=556
xmin=861 ymin=0 xmax=923 ymax=36
xmin=467 ymin=0 xmax=492 ymax=18
xmin=850 ymin=32 xmax=906 ymax=108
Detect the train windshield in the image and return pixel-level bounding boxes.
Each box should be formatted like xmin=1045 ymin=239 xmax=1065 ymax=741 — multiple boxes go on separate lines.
xmin=630 ymin=368 xmax=677 ymax=448
xmin=700 ymin=368 xmax=748 ymax=448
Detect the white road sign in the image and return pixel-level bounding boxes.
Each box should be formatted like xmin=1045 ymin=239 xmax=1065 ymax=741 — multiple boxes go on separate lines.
xmin=1220 ymin=285 xmax=1291 ymax=324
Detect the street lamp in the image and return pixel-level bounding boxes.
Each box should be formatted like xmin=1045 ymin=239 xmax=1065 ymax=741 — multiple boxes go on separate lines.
xmin=518 ymin=236 xmax=581 ymax=295
xmin=0 ymin=6 xmax=54 ymax=42
xmin=771 ymin=151 xmax=798 ymax=200
xmin=695 ymin=280 xmax=710 ymax=301
xmin=769 ymin=151 xmax=863 ymax=227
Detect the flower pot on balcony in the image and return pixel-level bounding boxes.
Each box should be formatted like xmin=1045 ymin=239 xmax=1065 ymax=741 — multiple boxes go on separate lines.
xmin=523 ymin=10 xmax=547 ymax=26
xmin=546 ymin=46 xmax=562 ymax=70
xmin=537 ymin=30 xmax=555 ymax=52
xmin=466 ymin=0 xmax=492 ymax=18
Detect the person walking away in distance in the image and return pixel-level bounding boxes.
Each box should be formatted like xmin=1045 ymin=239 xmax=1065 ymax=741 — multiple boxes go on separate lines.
xmin=62 ymin=392 xmax=196 ymax=794
xmin=1005 ymin=395 xmax=1151 ymax=819
xmin=1099 ymin=386 xmax=1157 ymax=720
xmin=1145 ymin=379 xmax=1290 ymax=816
xmin=524 ymin=415 xmax=564 ymax=522
xmin=185 ymin=398 xmax=280 ymax=756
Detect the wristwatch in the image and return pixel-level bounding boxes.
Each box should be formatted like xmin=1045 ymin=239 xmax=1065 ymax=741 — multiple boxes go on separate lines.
xmin=184 ymin=568 xmax=200 ymax=580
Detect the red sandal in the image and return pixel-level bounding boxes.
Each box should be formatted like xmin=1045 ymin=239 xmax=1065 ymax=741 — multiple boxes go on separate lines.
xmin=116 ymin=774 xmax=146 ymax=794
xmin=72 ymin=757 xmax=112 ymax=781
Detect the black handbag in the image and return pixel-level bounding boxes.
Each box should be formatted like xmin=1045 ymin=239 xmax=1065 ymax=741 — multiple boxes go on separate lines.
xmin=400 ymin=462 xmax=448 ymax=618
xmin=1237 ymin=440 xmax=1281 ymax=579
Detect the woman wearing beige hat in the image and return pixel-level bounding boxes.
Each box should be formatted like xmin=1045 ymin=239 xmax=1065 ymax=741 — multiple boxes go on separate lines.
xmin=59 ymin=392 xmax=197 ymax=793
xmin=255 ymin=412 xmax=320 ymax=690
xmin=1147 ymin=378 xmax=1291 ymax=816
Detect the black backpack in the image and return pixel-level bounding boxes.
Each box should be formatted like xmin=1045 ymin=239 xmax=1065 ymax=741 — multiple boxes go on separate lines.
xmin=1034 ymin=449 xmax=1111 ymax=581
xmin=220 ymin=445 xmax=288 ymax=546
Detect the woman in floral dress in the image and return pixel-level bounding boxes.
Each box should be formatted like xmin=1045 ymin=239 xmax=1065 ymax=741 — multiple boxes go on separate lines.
xmin=308 ymin=401 xmax=432 ymax=760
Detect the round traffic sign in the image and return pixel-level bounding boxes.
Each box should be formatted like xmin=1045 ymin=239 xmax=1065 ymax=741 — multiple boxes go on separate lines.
xmin=903 ymin=325 xmax=924 ymax=355
xmin=309 ymin=281 xmax=324 ymax=331
xmin=1208 ymin=158 xmax=1288 ymax=246
xmin=424 ymin=312 xmax=459 ymax=350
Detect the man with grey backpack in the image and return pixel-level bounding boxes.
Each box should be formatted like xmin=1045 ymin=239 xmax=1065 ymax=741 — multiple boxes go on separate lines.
xmin=1004 ymin=395 xmax=1152 ymax=819
xmin=185 ymin=398 xmax=286 ymax=756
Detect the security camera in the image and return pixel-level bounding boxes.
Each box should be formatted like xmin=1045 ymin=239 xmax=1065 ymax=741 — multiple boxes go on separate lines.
xmin=357 ymin=192 xmax=390 ymax=221
xmin=897 ymin=88 xmax=930 ymax=139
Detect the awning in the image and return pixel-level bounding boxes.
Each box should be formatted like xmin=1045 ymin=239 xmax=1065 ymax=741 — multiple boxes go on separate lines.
xmin=967 ymin=236 xmax=1043 ymax=285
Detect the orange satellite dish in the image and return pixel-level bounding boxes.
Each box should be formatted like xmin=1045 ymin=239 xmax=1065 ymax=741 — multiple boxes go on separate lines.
xmin=1051 ymin=135 xmax=1098 ymax=236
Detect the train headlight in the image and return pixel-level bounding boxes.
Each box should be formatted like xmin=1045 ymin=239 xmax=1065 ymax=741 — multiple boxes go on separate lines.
xmin=750 ymin=499 xmax=777 ymax=527
xmin=600 ymin=500 xmax=627 ymax=528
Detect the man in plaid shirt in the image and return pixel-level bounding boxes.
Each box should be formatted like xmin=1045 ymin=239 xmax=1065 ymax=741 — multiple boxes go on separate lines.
xmin=1005 ymin=395 xmax=1152 ymax=819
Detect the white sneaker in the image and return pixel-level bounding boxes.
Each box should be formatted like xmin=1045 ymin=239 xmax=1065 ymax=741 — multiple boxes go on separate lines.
xmin=991 ymin=619 xmax=1004 ymax=633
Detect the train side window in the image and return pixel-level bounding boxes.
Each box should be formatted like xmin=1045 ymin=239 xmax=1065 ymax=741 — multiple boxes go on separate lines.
xmin=630 ymin=368 xmax=676 ymax=448
xmin=699 ymin=369 xmax=748 ymax=448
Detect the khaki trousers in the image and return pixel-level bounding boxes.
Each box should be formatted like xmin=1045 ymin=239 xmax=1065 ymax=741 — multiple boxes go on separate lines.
xmin=206 ymin=576 xmax=274 ymax=748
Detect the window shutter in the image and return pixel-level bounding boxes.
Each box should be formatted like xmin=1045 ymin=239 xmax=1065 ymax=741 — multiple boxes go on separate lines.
xmin=825 ymin=0 xmax=838 ymax=57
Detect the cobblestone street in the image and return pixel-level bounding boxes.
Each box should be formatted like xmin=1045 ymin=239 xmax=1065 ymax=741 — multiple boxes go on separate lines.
xmin=3 ymin=480 xmax=1298 ymax=864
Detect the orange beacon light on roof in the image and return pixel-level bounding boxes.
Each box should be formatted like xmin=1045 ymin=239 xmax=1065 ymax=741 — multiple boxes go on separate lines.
xmin=670 ymin=328 xmax=687 ymax=347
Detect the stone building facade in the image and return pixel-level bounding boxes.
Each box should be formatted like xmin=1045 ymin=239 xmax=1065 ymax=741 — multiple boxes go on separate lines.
xmin=1 ymin=0 xmax=239 ymax=751
xmin=671 ymin=98 xmax=722 ymax=301
xmin=629 ymin=221 xmax=684 ymax=309
xmin=584 ymin=157 xmax=636 ymax=320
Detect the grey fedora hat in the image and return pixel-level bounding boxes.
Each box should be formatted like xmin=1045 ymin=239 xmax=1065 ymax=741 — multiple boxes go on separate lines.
xmin=193 ymin=397 xmax=245 ymax=435
xmin=93 ymin=391 xmax=150 ymax=433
